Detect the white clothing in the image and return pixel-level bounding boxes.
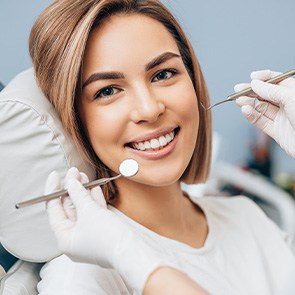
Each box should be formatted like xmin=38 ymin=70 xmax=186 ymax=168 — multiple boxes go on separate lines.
xmin=37 ymin=196 xmax=295 ymax=295
xmin=37 ymin=254 xmax=132 ymax=294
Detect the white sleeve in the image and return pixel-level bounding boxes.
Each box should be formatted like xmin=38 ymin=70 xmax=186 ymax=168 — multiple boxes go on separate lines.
xmin=37 ymin=255 xmax=132 ymax=295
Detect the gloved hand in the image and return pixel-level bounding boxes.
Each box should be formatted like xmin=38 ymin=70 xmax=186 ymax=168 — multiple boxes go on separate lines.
xmin=45 ymin=168 xmax=177 ymax=293
xmin=235 ymin=69 xmax=295 ymax=158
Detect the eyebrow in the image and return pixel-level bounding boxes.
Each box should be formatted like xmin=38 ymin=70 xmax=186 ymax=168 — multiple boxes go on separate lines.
xmin=82 ymin=72 xmax=125 ymax=89
xmin=145 ymin=52 xmax=180 ymax=71
xmin=82 ymin=51 xmax=181 ymax=89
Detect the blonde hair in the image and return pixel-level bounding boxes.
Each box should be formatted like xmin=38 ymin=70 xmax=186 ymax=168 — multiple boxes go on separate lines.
xmin=29 ymin=0 xmax=212 ymax=203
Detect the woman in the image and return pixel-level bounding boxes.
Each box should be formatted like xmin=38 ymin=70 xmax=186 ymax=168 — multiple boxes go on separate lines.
xmin=29 ymin=0 xmax=294 ymax=294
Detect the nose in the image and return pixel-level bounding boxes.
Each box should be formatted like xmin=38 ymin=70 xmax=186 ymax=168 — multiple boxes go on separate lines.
xmin=130 ymin=87 xmax=165 ymax=124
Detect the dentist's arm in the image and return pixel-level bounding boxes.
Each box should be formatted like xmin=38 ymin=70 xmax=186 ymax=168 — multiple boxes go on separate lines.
xmin=235 ymin=69 xmax=295 ymax=158
xmin=46 ymin=168 xmax=209 ymax=295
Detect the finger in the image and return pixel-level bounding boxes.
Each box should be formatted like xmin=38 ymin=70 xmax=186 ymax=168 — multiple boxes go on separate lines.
xmin=67 ymin=178 xmax=92 ymax=212
xmin=236 ymin=96 xmax=264 ymax=110
xmin=236 ymin=96 xmax=278 ymax=121
xmin=62 ymin=172 xmax=89 ymax=221
xmin=62 ymin=196 xmax=77 ymax=222
xmin=90 ymin=186 xmax=107 ymax=208
xmin=45 ymin=171 xmax=69 ymax=228
xmin=250 ymin=69 xmax=280 ymax=80
xmin=77 ymin=171 xmax=102 ymax=206
xmin=79 ymin=172 xmax=89 ymax=184
xmin=234 ymin=83 xmax=250 ymax=92
xmin=45 ymin=171 xmax=61 ymax=194
xmin=64 ymin=168 xmax=89 ymax=186
xmin=251 ymin=69 xmax=295 ymax=87
xmin=253 ymin=99 xmax=278 ymax=122
xmin=241 ymin=105 xmax=275 ymax=138
xmin=65 ymin=167 xmax=81 ymax=187
xmin=62 ymin=168 xmax=82 ymax=218
xmin=251 ymin=79 xmax=295 ymax=105
xmin=47 ymin=197 xmax=72 ymax=231
xmin=235 ymin=96 xmax=255 ymax=107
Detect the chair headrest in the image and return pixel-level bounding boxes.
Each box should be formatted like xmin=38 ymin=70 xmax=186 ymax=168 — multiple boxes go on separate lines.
xmin=0 ymin=68 xmax=95 ymax=262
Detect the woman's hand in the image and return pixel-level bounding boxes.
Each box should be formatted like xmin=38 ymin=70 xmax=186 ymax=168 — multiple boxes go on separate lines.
xmin=235 ymin=69 xmax=295 ymax=158
xmin=45 ymin=168 xmax=178 ymax=293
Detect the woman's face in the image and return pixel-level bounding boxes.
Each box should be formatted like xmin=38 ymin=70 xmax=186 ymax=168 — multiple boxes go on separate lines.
xmin=79 ymin=13 xmax=199 ymax=186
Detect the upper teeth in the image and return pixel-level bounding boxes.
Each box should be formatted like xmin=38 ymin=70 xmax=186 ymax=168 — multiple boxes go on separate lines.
xmin=132 ymin=131 xmax=175 ymax=151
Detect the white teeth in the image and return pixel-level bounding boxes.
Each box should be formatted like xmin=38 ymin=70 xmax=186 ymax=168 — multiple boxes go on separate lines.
xmin=131 ymin=130 xmax=176 ymax=151
xmin=150 ymin=139 xmax=160 ymax=149
xmin=159 ymin=136 xmax=167 ymax=147
xmin=165 ymin=134 xmax=172 ymax=142
xmin=139 ymin=142 xmax=145 ymax=150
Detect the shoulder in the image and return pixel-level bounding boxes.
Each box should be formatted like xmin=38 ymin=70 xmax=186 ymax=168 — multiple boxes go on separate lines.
xmin=38 ymin=255 xmax=132 ymax=295
xmin=194 ymin=195 xmax=287 ymax=238
xmin=193 ymin=195 xmax=274 ymax=227
xmin=194 ymin=195 xmax=261 ymax=214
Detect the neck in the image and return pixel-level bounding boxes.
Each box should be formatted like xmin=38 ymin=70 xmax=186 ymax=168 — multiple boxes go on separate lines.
xmin=113 ymin=179 xmax=201 ymax=241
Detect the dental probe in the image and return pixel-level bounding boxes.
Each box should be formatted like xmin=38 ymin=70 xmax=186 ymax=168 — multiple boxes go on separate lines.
xmin=201 ymin=68 xmax=295 ymax=110
xmin=15 ymin=159 xmax=139 ymax=209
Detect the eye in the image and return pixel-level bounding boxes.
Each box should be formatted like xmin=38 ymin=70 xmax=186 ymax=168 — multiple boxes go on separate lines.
xmin=152 ymin=69 xmax=177 ymax=82
xmin=94 ymin=86 xmax=121 ymax=100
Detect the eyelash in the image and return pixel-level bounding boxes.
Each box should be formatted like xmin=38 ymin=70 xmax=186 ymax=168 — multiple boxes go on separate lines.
xmin=93 ymin=69 xmax=178 ymax=100
xmin=152 ymin=69 xmax=178 ymax=82
xmin=94 ymin=85 xmax=121 ymax=100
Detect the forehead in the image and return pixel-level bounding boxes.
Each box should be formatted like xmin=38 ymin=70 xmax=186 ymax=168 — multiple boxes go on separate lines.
xmin=82 ymin=13 xmax=180 ymax=74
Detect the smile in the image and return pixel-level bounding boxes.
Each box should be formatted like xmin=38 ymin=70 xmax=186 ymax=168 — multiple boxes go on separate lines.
xmin=128 ymin=128 xmax=179 ymax=152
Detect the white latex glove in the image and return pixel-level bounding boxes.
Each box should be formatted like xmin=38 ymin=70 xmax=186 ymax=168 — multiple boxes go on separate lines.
xmin=61 ymin=168 xmax=90 ymax=222
xmin=45 ymin=168 xmax=177 ymax=293
xmin=235 ymin=69 xmax=295 ymax=158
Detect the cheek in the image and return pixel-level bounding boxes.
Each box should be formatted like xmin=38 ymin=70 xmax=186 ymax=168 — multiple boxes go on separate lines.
xmin=82 ymin=107 xmax=121 ymax=154
xmin=171 ymin=81 xmax=199 ymax=126
xmin=174 ymin=82 xmax=199 ymax=153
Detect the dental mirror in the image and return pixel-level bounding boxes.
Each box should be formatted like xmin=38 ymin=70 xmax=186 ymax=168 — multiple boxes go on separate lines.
xmin=119 ymin=158 xmax=139 ymax=177
xmin=15 ymin=159 xmax=139 ymax=209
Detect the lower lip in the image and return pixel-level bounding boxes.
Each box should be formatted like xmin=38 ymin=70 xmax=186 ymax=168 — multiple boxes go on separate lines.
xmin=126 ymin=131 xmax=179 ymax=160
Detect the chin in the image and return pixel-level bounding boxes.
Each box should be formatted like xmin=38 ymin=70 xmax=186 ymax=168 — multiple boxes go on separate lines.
xmin=136 ymin=169 xmax=183 ymax=187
